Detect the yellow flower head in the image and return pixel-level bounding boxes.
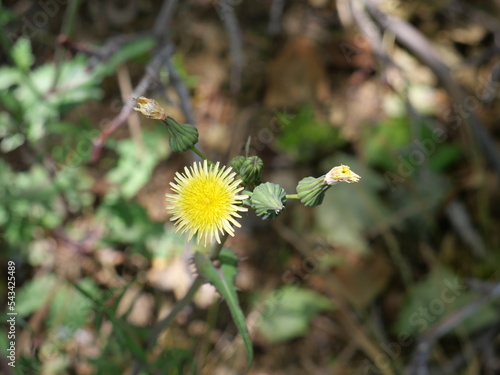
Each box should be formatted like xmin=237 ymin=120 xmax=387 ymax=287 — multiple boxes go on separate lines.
xmin=133 ymin=97 xmax=167 ymax=120
xmin=166 ymin=160 xmax=248 ymax=246
xmin=324 ymin=164 xmax=361 ymax=185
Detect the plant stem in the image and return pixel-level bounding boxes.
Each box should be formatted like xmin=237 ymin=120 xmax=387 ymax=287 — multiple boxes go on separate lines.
xmin=190 ymin=146 xmax=214 ymax=165
xmin=131 ymin=235 xmax=229 ymax=375
xmin=51 ymin=0 xmax=82 ymax=89
xmin=148 ymin=236 xmax=227 ymax=344
xmin=145 ymin=276 xmax=204 ymax=349
xmin=148 ymin=241 xmax=226 ymax=344
xmin=208 ymin=232 xmax=228 ymax=260
xmin=286 ymin=194 xmax=299 ymax=199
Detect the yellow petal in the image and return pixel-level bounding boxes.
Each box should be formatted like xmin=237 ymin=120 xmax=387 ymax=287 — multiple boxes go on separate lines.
xmin=166 ymin=160 xmax=248 ymax=246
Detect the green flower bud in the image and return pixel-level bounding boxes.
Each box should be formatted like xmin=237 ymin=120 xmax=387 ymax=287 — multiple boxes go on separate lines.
xmin=163 ymin=116 xmax=199 ymax=152
xmin=250 ymin=182 xmax=287 ymax=220
xmin=296 ymin=176 xmax=330 ymax=207
xmin=240 ymin=156 xmax=264 ymax=186
xmin=230 ymin=155 xmax=246 ymax=174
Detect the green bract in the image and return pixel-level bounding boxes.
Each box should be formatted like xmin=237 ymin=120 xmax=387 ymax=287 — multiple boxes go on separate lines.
xmin=240 ymin=156 xmax=263 ymax=186
xmin=250 ymin=182 xmax=287 ymax=220
xmin=163 ymin=117 xmax=199 ymax=152
xmin=296 ymin=176 xmax=330 ymax=207
xmin=230 ymin=155 xmax=246 ymax=174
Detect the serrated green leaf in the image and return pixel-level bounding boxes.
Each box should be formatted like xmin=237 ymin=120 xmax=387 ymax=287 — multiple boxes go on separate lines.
xmin=257 ymin=286 xmax=334 ymax=343
xmin=194 ymin=250 xmax=253 ymax=372
xmin=96 ymin=198 xmax=165 ymax=253
xmin=106 ymin=130 xmax=169 ymax=199
xmin=29 ymin=55 xmax=102 ymax=111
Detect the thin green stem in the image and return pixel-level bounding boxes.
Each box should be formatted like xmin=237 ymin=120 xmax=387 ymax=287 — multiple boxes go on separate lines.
xmin=208 ymin=232 xmax=228 ymax=260
xmin=130 ymin=276 xmax=204 ymax=375
xmin=197 ymin=297 xmax=220 ymax=371
xmin=131 ymin=235 xmax=229 ymax=375
xmin=286 ymin=194 xmax=299 ymax=199
xmin=51 ymin=0 xmax=82 ymax=90
xmin=148 ymin=235 xmax=227 ymax=344
xmin=190 ymin=146 xmax=214 ymax=166
xmin=145 ymin=276 xmax=204 ymax=348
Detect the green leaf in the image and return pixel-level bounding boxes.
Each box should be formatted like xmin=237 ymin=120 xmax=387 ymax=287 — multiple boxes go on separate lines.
xmin=0 ymin=67 xmax=21 ymax=90
xmin=93 ymin=37 xmax=157 ymax=78
xmin=0 ymin=133 xmax=25 ymax=152
xmin=363 ymin=116 xmax=411 ymax=170
xmin=193 ymin=250 xmax=253 ymax=372
xmin=395 ymin=267 xmax=498 ymax=337
xmin=219 ymin=248 xmax=239 ymax=285
xmin=16 ymin=273 xmax=58 ymax=316
xmin=16 ymin=356 xmax=42 ymax=375
xmin=0 ymin=162 xmax=64 ymax=248
xmin=29 ymin=55 xmax=102 ymax=110
xmin=429 ymin=143 xmax=462 ymax=172
xmin=0 ymin=5 xmax=16 ymax=24
xmin=106 ymin=129 xmax=169 ymax=199
xmin=257 ymin=286 xmax=334 ymax=343
xmin=70 ymin=281 xmax=147 ymax=363
xmin=11 ymin=37 xmax=34 ymax=70
xmin=276 ymin=106 xmax=345 ymax=163
xmin=171 ymin=53 xmax=199 ymax=89
xmin=97 ymin=198 xmax=164 ymax=251
xmin=151 ymin=348 xmax=194 ymax=374
xmin=47 ymin=279 xmax=99 ymax=333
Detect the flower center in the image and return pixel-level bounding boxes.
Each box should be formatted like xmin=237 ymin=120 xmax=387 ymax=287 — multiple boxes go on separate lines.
xmin=182 ymin=177 xmax=232 ymax=224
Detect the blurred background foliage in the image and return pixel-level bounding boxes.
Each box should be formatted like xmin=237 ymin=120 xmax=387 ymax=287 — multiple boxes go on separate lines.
xmin=0 ymin=0 xmax=499 ymax=374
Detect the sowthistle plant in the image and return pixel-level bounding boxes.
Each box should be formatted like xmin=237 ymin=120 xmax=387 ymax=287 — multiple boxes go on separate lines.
xmin=133 ymin=96 xmax=361 ymax=371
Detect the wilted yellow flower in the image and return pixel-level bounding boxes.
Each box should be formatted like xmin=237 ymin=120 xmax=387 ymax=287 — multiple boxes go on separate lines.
xmin=133 ymin=97 xmax=167 ymax=120
xmin=324 ymin=165 xmax=361 ymax=185
xmin=166 ymin=160 xmax=248 ymax=246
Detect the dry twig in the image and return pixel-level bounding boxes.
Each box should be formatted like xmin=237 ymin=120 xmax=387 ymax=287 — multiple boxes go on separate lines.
xmin=91 ymin=43 xmax=173 ymax=161
xmin=406 ymin=282 xmax=500 ymax=375
xmin=217 ymin=0 xmax=243 ymax=93
xmin=364 ymin=0 xmax=500 ymax=177
xmin=90 ymin=0 xmax=179 ymax=161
